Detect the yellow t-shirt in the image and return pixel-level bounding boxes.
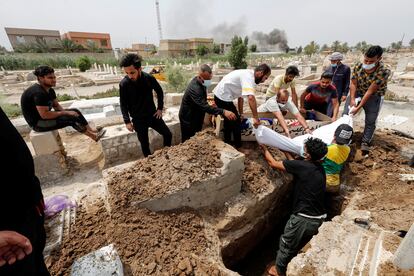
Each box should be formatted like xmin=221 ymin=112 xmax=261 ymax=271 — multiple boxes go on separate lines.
xmin=265 ymin=74 xmax=296 ymax=98
xmin=323 ymin=144 xmax=351 ymax=191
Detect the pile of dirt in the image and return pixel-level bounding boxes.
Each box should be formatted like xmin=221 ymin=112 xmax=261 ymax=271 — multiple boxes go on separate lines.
xmin=48 ymin=202 xmax=111 ymax=275
xmin=344 ymin=130 xmax=414 ymax=231
xmin=240 ymin=144 xmax=288 ymax=195
xmin=48 ymin=201 xmax=223 ymax=276
xmin=48 ymin=132 xmax=231 ymax=275
xmin=107 ymin=130 xmax=223 ymax=203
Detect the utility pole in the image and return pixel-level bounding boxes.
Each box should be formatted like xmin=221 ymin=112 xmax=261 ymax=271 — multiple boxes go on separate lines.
xmin=155 ymin=0 xmax=163 ymax=41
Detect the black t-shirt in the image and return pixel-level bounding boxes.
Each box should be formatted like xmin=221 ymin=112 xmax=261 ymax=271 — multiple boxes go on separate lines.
xmin=119 ymin=72 xmax=164 ymax=123
xmin=21 ymin=83 xmax=57 ymax=127
xmin=0 ymin=107 xmax=44 ymax=229
xmin=283 ymin=159 xmax=326 ymax=216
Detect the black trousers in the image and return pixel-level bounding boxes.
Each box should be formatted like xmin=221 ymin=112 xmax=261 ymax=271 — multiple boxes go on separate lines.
xmin=133 ymin=117 xmax=172 ymax=157
xmin=0 ymin=207 xmax=50 ymax=276
xmin=304 ymin=101 xmax=328 ymax=116
xmin=180 ymin=122 xmax=202 ymax=143
xmin=214 ymin=96 xmax=241 ymax=148
xmin=33 ymin=108 xmax=88 ymax=133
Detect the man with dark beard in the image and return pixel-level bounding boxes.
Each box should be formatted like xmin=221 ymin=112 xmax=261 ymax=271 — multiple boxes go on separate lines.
xmin=213 ymin=64 xmax=271 ymax=147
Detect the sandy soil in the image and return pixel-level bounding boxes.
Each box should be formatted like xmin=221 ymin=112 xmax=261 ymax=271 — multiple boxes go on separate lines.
xmin=45 ymin=128 xmax=414 ymax=275
xmin=344 ymin=131 xmax=414 ymax=232
xmin=107 ymin=130 xmax=223 ymax=203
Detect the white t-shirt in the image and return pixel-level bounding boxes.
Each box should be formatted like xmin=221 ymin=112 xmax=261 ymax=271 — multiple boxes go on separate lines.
xmin=213 ymin=69 xmax=256 ymax=102
xmin=257 ymin=96 xmax=299 ymax=115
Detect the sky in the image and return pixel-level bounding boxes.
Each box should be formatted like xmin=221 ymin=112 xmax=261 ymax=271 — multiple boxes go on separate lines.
xmin=1 ymin=0 xmax=413 ymax=50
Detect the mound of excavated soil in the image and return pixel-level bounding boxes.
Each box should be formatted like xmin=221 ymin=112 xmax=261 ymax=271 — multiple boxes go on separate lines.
xmin=240 ymin=144 xmax=288 ymax=195
xmin=107 ymin=130 xmax=223 ymax=204
xmin=48 ymin=131 xmax=229 ymax=276
xmin=344 ymin=131 xmax=414 ymax=231
xmin=48 ymin=201 xmax=224 ymax=276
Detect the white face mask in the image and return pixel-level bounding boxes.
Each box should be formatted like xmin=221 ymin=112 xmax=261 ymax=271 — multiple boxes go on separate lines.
xmin=362 ymin=63 xmax=376 ymax=70
xmin=300 ymin=146 xmax=306 ymax=158
xmin=277 ymin=102 xmax=287 ymax=109
xmin=202 ymin=79 xmax=212 ymax=87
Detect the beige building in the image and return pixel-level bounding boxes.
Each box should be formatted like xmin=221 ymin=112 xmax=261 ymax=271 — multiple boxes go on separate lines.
xmin=131 ymin=43 xmax=157 ymax=57
xmin=158 ymin=38 xmax=213 ymax=57
xmin=5 ymin=27 xmax=61 ymax=50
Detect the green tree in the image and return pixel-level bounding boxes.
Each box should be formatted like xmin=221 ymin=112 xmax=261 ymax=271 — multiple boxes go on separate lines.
xmin=340 ymin=42 xmax=350 ymax=53
xmin=410 ymin=39 xmax=414 ymax=49
xmin=196 ymin=44 xmax=209 ymax=56
xmin=57 ymin=39 xmax=82 ymax=53
xmin=76 ymin=56 xmax=92 ymax=72
xmin=320 ymin=44 xmax=329 ymax=52
xmin=86 ymin=41 xmax=100 ymax=52
xmin=297 ymin=46 xmax=303 ymax=54
xmin=331 ymin=40 xmax=341 ymax=52
xmin=0 ymin=45 xmax=8 ymax=54
xmin=34 ymin=38 xmax=51 ymax=53
xmin=390 ymin=41 xmax=402 ymax=51
xmin=355 ymin=41 xmax=370 ymax=53
xmin=250 ymin=44 xmax=257 ymax=53
xmin=228 ymin=35 xmax=248 ymax=69
xmin=303 ymin=41 xmax=319 ymax=56
xmin=165 ymin=65 xmax=191 ymax=93
xmin=213 ymin=44 xmax=221 ymax=54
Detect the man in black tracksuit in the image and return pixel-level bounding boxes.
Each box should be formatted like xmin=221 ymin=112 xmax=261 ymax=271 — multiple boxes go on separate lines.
xmin=179 ymin=64 xmax=236 ymax=142
xmin=0 ymin=107 xmax=50 ymax=276
xmin=119 ymin=54 xmax=172 ymax=157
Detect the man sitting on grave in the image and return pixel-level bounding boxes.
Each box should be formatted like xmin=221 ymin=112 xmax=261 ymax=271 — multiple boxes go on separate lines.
xmin=258 ymin=89 xmax=312 ymax=138
xmin=300 ymin=72 xmax=339 ymax=121
xmin=21 ymin=66 xmax=105 ymax=141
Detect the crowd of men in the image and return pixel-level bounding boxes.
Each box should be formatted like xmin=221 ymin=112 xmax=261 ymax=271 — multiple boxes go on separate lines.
xmin=0 ymin=45 xmax=391 ymax=275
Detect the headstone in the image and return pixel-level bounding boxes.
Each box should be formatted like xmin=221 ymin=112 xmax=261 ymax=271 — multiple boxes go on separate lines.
xmin=98 ymin=64 xmax=102 ymax=72
xmin=302 ymin=66 xmax=311 ymax=76
xmin=394 ymin=223 xmax=414 ymax=269
xmin=0 ymin=66 xmax=5 ymax=72
xmin=94 ymin=63 xmax=97 ymax=70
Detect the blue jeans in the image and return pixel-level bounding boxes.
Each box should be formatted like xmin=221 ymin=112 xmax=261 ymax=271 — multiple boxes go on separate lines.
xmin=343 ymin=93 xmax=384 ymax=144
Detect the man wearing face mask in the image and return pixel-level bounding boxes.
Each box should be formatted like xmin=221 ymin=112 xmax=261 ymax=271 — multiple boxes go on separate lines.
xmin=325 ymin=52 xmax=351 ymax=116
xmin=258 ymin=89 xmax=311 ymax=138
xmin=119 ymin=54 xmax=172 ymax=157
xmin=343 ymin=46 xmax=391 ymax=154
xmin=300 ymin=72 xmax=339 ymax=121
xmin=179 ymin=64 xmax=237 ymax=142
xmin=213 ymin=64 xmax=271 ymax=148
